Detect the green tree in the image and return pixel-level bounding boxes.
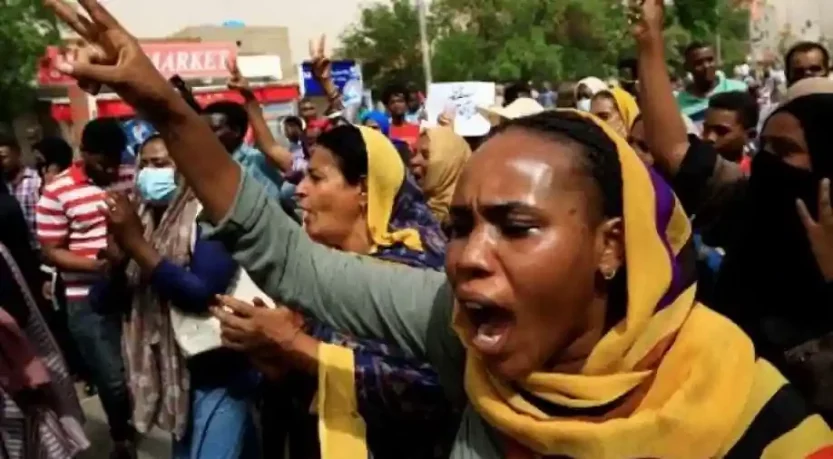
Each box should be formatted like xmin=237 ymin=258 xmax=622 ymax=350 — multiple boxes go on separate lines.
xmin=0 ymin=0 xmax=59 ymax=125
xmin=339 ymin=0 xmax=750 ymax=88
xmin=337 ymin=0 xmax=428 ymax=91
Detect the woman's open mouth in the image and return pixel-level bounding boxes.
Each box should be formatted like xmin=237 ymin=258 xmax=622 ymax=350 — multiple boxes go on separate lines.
xmin=463 ymin=301 xmax=514 ymax=355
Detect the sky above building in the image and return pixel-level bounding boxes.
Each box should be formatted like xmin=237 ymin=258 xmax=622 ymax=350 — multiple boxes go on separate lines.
xmin=77 ymin=0 xmax=373 ymax=65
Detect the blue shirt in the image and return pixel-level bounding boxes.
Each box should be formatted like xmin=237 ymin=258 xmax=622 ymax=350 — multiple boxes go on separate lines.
xmin=232 ymin=144 xmax=283 ymax=200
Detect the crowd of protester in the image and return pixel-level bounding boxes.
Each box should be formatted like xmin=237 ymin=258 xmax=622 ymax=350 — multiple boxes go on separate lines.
xmin=4 ymin=0 xmax=833 ymax=458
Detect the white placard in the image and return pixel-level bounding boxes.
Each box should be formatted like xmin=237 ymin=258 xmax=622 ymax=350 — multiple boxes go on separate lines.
xmin=426 ymin=82 xmax=496 ymax=137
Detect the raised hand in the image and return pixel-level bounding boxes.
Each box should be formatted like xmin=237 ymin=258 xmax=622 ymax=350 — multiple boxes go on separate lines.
xmin=797 ymin=178 xmax=833 ymax=281
xmin=43 ymin=0 xmax=176 ymax=109
xmin=308 ymin=34 xmax=332 ymax=81
xmin=630 ymin=0 xmax=663 ymax=44
xmin=225 ymin=57 xmax=251 ymax=93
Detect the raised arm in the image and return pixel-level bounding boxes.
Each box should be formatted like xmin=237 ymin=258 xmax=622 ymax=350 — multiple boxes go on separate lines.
xmin=226 ymin=58 xmax=294 ymax=174
xmin=633 ymin=0 xmax=690 ymax=177
xmin=309 ymin=35 xmax=345 ymax=114
xmin=44 ymin=0 xmax=239 ymax=225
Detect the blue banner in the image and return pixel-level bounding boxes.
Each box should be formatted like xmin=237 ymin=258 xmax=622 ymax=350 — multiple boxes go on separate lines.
xmin=300 ymin=60 xmax=363 ymax=102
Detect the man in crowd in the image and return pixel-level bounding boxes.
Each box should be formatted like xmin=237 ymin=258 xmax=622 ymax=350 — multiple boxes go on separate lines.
xmin=383 ymin=83 xmax=420 ymax=150
xmin=702 ymin=91 xmax=759 ymax=172
xmin=204 ymin=101 xmax=284 ymax=199
xmin=676 ymin=41 xmax=747 ymax=127
xmin=405 ymin=86 xmax=424 ymax=124
xmin=298 ymin=97 xmax=320 ymax=124
xmin=1 ymin=133 xmax=42 ymax=243
xmin=36 ymin=118 xmax=135 ymax=459
xmin=785 ymin=41 xmax=830 ymax=87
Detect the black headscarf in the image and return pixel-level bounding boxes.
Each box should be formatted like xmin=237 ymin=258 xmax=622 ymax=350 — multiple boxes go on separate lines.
xmin=716 ymin=92 xmax=833 ymax=351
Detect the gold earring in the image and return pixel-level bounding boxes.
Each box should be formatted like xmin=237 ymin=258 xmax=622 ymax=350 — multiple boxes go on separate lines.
xmin=603 ymin=269 xmax=618 ymax=280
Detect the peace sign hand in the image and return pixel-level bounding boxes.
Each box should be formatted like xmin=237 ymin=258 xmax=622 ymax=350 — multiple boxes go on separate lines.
xmin=43 ymin=0 xmax=176 ymax=109
xmin=225 ymin=57 xmax=251 ymax=93
xmin=797 ymin=178 xmax=833 ymax=281
xmin=308 ymin=34 xmax=332 ymax=81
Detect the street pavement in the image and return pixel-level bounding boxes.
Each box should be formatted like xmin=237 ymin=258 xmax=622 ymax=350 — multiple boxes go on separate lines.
xmin=77 ymin=394 xmax=171 ymax=459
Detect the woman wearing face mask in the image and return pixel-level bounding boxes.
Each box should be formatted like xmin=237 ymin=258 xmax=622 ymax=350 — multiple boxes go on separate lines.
xmin=590 ymin=87 xmax=641 ymax=139
xmin=216 ymin=125 xmax=457 ymax=459
xmin=574 ymin=76 xmax=608 ymax=112
xmin=635 ymin=0 xmax=833 ymax=421
xmin=101 ymin=135 xmax=259 ymax=458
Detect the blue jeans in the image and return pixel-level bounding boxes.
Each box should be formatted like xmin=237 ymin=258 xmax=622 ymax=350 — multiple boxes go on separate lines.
xmin=66 ymin=297 xmax=132 ymax=441
xmin=173 ymin=366 xmax=260 ymax=459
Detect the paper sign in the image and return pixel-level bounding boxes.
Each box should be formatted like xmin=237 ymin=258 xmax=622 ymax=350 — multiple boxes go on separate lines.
xmin=426 ymin=82 xmax=496 ymax=137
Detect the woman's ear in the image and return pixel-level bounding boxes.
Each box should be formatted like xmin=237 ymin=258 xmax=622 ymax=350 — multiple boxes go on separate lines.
xmin=596 ymin=217 xmax=624 ymax=279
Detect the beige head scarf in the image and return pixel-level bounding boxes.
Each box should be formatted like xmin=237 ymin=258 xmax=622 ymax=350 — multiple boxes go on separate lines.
xmin=420 ymin=127 xmax=472 ymax=225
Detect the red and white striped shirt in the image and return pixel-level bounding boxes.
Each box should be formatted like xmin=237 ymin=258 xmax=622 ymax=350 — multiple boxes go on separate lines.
xmin=36 ymin=163 xmax=134 ymax=300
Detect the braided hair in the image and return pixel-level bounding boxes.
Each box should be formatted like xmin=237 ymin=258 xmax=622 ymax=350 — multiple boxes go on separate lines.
xmin=495 ymin=110 xmax=624 ymax=220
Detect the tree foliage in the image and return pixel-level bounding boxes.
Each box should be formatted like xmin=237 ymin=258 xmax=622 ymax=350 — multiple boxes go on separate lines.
xmin=339 ymin=0 xmax=750 ymax=89
xmin=0 ymin=0 xmax=60 ymax=124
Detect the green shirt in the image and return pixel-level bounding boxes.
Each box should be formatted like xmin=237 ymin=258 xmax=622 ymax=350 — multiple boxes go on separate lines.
xmin=203 ymin=167 xmax=505 ymax=458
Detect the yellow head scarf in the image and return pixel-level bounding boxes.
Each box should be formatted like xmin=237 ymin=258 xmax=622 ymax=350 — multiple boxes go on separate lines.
xmin=420 ymin=127 xmax=472 ymax=225
xmin=358 ymin=125 xmax=424 ymax=253
xmin=452 ymin=110 xmax=831 ymax=458
xmin=606 ymin=86 xmax=641 ymax=131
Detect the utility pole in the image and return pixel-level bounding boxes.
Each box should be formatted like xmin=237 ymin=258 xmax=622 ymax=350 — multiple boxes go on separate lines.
xmin=417 ymin=0 xmax=433 ymax=87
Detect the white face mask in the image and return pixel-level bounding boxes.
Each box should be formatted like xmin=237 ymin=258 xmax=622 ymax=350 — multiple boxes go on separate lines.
xmin=576 ymin=98 xmax=592 ymax=112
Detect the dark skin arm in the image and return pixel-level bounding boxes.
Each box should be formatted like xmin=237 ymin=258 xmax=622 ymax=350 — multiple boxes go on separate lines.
xmin=633 ymin=0 xmax=690 ymax=177
xmin=226 ymin=58 xmax=294 ymax=174
xmin=309 ymin=35 xmax=343 ymax=114
xmin=43 ymin=0 xmax=240 ymax=225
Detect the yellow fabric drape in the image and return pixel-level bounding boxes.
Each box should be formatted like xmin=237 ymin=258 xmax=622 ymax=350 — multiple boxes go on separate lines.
xmin=609 ymin=86 xmax=641 ymax=130
xmin=421 ymin=127 xmax=472 ymax=225
xmin=452 ymin=109 xmax=832 ymax=458
xmin=317 ymin=343 xmax=368 ymax=459
xmin=316 ymin=125 xmax=426 ymax=459
xmin=359 ymin=125 xmax=424 ymax=253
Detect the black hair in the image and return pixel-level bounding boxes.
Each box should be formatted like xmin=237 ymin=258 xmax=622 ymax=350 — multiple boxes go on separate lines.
xmin=708 ymin=91 xmax=760 ymax=130
xmin=785 ymin=41 xmax=831 ymax=82
xmin=203 ymin=101 xmax=249 ymax=136
xmin=684 ymin=41 xmax=711 ymax=61
xmin=618 ymin=57 xmax=639 ymax=80
xmin=283 ymin=116 xmax=304 ymax=130
xmin=33 ymin=136 xmax=73 ymax=170
xmin=503 ymin=81 xmax=532 ymax=107
xmin=137 ymin=133 xmax=163 ymax=155
xmin=0 ymin=132 xmax=19 ymax=151
xmin=315 ymin=125 xmax=368 ymax=186
xmin=496 ymin=111 xmax=623 ymax=219
xmin=381 ymin=83 xmax=409 ymax=106
xmin=80 ymin=118 xmax=126 ymax=159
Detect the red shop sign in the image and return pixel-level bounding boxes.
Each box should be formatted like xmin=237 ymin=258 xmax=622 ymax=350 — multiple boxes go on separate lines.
xmin=39 ymin=42 xmax=238 ymax=85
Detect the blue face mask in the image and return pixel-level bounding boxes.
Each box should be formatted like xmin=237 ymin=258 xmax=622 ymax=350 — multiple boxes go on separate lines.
xmin=136 ymin=167 xmax=177 ymax=205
